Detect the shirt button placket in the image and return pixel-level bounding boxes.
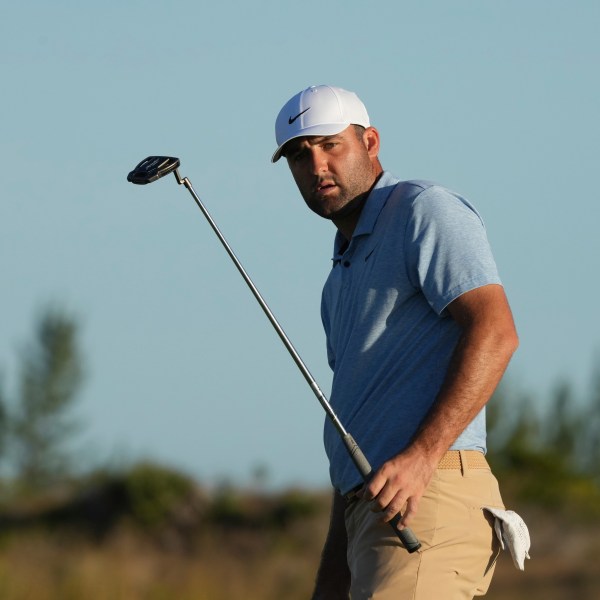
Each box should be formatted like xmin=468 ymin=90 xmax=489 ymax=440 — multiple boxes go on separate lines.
xmin=341 ymin=253 xmax=353 ymax=296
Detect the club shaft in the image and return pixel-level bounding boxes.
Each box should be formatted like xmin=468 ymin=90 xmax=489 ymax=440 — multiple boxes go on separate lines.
xmin=177 ymin=174 xmax=348 ymax=437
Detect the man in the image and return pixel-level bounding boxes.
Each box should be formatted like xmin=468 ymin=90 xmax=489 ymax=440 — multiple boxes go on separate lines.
xmin=272 ymin=85 xmax=519 ymax=599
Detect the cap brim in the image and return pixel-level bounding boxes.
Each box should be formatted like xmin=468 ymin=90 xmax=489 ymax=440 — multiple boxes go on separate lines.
xmin=271 ymin=123 xmax=352 ymax=163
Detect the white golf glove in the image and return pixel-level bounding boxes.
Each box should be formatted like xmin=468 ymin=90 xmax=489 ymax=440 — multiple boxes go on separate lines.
xmin=484 ymin=506 xmax=531 ymax=571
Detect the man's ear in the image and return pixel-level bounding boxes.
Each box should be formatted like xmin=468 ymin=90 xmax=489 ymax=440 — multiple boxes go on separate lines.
xmin=363 ymin=127 xmax=381 ymax=158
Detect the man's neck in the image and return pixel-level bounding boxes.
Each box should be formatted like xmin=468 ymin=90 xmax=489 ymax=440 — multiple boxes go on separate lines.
xmin=332 ymin=201 xmax=366 ymax=242
xmin=332 ymin=170 xmax=383 ymax=242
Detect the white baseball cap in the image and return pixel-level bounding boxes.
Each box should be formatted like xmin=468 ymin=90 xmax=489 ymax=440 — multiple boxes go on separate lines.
xmin=271 ymin=85 xmax=370 ymax=163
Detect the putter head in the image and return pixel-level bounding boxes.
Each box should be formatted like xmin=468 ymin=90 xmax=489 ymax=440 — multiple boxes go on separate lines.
xmin=127 ymin=156 xmax=181 ymax=185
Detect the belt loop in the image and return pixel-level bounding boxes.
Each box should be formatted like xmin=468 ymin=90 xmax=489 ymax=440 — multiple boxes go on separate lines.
xmin=459 ymin=450 xmax=469 ymax=475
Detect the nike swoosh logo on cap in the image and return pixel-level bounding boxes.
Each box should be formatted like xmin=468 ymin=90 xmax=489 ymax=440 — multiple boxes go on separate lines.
xmin=288 ymin=107 xmax=310 ymax=124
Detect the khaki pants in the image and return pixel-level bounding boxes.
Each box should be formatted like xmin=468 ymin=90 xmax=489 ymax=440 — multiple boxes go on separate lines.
xmin=345 ymin=451 xmax=504 ymax=599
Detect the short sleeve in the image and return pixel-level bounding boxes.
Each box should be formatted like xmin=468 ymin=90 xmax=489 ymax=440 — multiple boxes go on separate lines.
xmin=404 ymin=186 xmax=501 ymax=315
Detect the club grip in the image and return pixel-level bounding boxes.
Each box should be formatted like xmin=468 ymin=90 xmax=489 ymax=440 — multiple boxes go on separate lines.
xmin=389 ymin=514 xmax=422 ymax=553
xmin=342 ymin=433 xmax=421 ymax=553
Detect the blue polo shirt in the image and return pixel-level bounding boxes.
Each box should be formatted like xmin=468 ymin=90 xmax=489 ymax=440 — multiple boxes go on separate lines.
xmin=320 ymin=172 xmax=502 ymax=494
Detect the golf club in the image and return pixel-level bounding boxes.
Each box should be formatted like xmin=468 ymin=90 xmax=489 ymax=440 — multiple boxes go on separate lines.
xmin=126 ymin=156 xmax=421 ymax=553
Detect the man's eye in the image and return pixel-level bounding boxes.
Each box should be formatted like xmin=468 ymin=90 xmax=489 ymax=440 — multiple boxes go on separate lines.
xmin=291 ymin=150 xmax=307 ymax=162
xmin=322 ymin=142 xmax=337 ymax=151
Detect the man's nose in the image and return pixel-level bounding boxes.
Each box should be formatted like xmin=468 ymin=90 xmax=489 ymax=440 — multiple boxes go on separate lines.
xmin=309 ymin=148 xmax=328 ymax=174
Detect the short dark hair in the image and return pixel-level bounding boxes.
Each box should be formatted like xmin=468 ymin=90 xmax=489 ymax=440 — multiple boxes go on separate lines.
xmin=352 ymin=125 xmax=366 ymax=140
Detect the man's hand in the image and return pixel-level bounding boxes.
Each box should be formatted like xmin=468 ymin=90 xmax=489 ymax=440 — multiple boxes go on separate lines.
xmin=359 ymin=447 xmax=439 ymax=527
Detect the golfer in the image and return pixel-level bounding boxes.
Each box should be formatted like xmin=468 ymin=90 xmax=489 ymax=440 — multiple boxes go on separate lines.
xmin=272 ymin=85 xmax=519 ymax=599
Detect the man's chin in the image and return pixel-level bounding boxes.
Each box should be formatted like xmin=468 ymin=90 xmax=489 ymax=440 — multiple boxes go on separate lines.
xmin=309 ymin=203 xmax=345 ymax=221
xmin=306 ymin=191 xmax=366 ymax=222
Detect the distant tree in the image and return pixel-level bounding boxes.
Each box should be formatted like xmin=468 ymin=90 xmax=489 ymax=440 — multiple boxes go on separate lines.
xmin=487 ymin=384 xmax=540 ymax=469
xmin=487 ymin=368 xmax=600 ymax=517
xmin=544 ymin=380 xmax=580 ymax=460
xmin=8 ymin=308 xmax=85 ymax=491
xmin=0 ymin=374 xmax=7 ymax=458
xmin=581 ymin=359 xmax=600 ymax=481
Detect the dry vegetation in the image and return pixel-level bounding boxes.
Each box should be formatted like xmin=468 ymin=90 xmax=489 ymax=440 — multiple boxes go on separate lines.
xmin=0 ymin=481 xmax=329 ymax=600
xmin=0 ymin=526 xmax=322 ymax=599
xmin=1 ymin=471 xmax=599 ymax=600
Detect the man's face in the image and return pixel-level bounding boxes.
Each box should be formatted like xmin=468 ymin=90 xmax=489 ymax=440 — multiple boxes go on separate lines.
xmin=284 ymin=126 xmax=381 ymax=222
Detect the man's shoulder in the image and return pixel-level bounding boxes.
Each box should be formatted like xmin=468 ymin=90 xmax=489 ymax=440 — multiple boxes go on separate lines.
xmin=388 ymin=178 xmax=482 ymax=221
xmin=382 ymin=179 xmax=451 ymax=216
xmin=393 ymin=178 xmax=455 ymax=198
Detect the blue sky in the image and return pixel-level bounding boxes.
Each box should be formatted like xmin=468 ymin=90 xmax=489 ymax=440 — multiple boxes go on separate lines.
xmin=1 ymin=1 xmax=599 ymax=489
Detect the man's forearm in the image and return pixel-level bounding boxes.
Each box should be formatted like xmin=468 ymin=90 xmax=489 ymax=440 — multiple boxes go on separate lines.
xmin=411 ymin=285 xmax=518 ymax=460
xmin=312 ymin=490 xmax=351 ymax=600
xmin=409 ymin=291 xmax=519 ymax=462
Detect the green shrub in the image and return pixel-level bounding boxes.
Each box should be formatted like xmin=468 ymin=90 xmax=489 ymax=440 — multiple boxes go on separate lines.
xmin=123 ymin=462 xmax=195 ymax=527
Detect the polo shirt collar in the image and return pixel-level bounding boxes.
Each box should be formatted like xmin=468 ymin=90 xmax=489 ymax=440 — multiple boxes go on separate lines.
xmin=332 ymin=171 xmax=400 ymax=259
